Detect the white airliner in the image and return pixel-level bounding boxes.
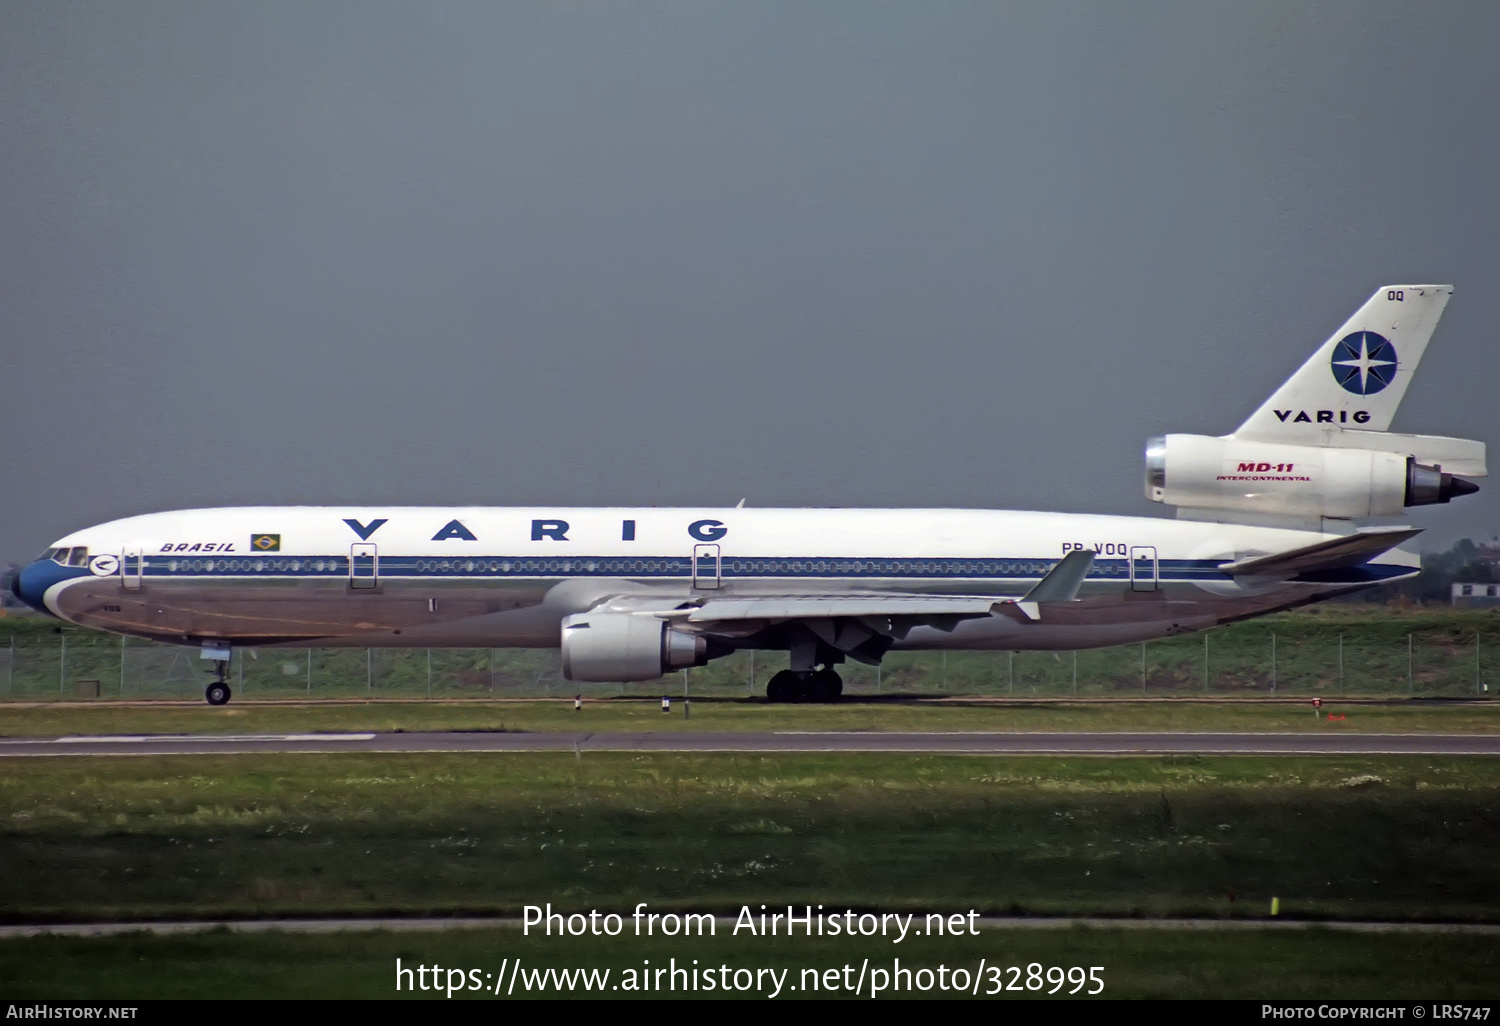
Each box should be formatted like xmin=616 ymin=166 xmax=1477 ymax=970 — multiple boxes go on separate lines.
xmin=13 ymin=285 xmax=1484 ymax=705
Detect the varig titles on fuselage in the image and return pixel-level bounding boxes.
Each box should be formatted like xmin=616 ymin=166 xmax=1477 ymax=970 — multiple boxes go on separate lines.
xmin=157 ymin=516 xmax=740 ymax=549
xmin=164 ymin=518 xmax=1143 ymax=558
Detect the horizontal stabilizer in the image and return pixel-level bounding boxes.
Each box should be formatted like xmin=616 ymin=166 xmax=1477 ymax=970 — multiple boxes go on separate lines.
xmin=1217 ymin=527 xmax=1421 ymax=579
xmin=1021 ymin=550 xmax=1096 ymax=602
xmin=1316 ymin=430 xmax=1487 ymax=477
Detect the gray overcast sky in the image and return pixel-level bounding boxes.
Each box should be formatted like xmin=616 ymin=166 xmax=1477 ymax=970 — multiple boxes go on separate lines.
xmin=2 ymin=1 xmax=1497 ymax=562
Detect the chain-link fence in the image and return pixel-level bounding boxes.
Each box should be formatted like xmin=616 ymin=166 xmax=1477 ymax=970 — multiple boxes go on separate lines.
xmin=0 ymin=613 xmax=1493 ymax=700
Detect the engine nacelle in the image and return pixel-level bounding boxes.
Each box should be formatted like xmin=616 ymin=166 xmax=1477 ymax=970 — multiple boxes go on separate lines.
xmin=1145 ymin=434 xmax=1479 ymax=519
xmin=560 ymin=611 xmax=708 ymax=682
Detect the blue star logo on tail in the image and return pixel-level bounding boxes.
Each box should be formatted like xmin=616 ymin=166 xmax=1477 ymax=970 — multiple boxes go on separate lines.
xmin=1331 ymin=331 xmax=1398 ymax=395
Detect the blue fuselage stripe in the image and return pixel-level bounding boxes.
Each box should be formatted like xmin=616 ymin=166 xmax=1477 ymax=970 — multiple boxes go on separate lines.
xmin=24 ymin=552 xmax=1415 ymax=603
xmin=125 ymin=553 xmax=1238 ymax=582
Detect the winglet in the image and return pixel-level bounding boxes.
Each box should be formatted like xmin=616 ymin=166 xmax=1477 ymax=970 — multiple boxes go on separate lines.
xmin=1021 ymin=550 xmax=1096 ymax=602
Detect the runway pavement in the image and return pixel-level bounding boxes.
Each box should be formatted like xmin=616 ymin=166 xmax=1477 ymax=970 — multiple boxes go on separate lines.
xmin=0 ymin=730 xmax=1497 ymax=756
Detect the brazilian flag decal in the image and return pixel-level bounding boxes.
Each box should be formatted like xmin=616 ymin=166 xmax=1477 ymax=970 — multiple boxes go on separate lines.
xmin=251 ymin=534 xmax=281 ymax=552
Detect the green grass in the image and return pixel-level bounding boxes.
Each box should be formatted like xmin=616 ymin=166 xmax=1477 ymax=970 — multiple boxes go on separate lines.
xmin=2 ymin=753 xmax=1497 ymax=923
xmin=3 ymin=926 xmax=1498 ymax=999
xmin=0 ymin=696 xmax=1497 ymax=737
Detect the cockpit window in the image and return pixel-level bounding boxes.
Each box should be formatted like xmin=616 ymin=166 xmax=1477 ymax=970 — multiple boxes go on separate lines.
xmin=67 ymin=547 xmax=89 ymax=567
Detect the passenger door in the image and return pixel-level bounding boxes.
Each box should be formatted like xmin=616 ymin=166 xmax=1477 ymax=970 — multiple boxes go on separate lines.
xmin=692 ymin=543 xmax=721 ymax=590
xmin=121 ymin=547 xmax=143 ymax=591
xmin=350 ymin=543 xmax=378 ymax=590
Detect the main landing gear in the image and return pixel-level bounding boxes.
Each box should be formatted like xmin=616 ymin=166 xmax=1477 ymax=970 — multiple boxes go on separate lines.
xmin=765 ymin=626 xmax=849 ymax=703
xmin=765 ymin=668 xmax=843 ymax=704
xmin=205 ymin=659 xmax=232 ymax=706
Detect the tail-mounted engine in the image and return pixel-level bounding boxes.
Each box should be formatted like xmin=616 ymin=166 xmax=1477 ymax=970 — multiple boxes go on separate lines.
xmin=1145 ymin=434 xmax=1480 ymax=519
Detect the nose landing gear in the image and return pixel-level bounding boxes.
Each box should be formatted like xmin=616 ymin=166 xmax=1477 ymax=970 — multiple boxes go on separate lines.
xmin=204 ymin=655 xmax=232 ymax=706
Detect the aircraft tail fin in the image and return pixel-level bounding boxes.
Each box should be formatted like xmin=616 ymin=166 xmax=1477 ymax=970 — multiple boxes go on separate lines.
xmin=1235 ymin=285 xmax=1453 ymax=440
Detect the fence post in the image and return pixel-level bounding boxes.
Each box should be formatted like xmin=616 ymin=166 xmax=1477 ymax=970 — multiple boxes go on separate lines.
xmin=59 ymin=633 xmax=66 ymax=694
xmin=1008 ymin=651 xmax=1014 ymax=696
xmin=1271 ymin=632 xmax=1276 ymax=695
xmin=1072 ymin=651 xmax=1077 ymax=695
xmin=1408 ymin=633 xmax=1413 ymax=693
xmin=306 ymin=648 xmax=312 ymax=697
xmin=238 ymin=651 xmax=244 ymax=696
xmin=749 ymin=650 xmax=756 ymax=695
xmin=367 ymin=649 xmax=373 ymax=696
xmin=1203 ymin=632 xmax=1209 ymax=693
xmin=8 ymin=635 xmax=13 ymax=696
xmin=120 ymin=636 xmax=126 ymax=697
xmin=427 ymin=649 xmax=432 ymax=698
xmin=1141 ymin=641 xmax=1146 ymax=695
xmin=1478 ymin=632 xmax=1483 ymax=694
xmin=1338 ymin=634 xmax=1343 ymax=694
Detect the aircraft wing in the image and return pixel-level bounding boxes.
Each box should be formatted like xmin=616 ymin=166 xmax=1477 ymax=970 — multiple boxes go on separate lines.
xmin=617 ymin=553 xmax=1096 ymax=664
xmin=653 ymin=550 xmax=1094 ymax=627
xmin=1216 ymin=526 xmax=1422 ymax=580
xmin=678 ymin=595 xmax=1002 ymax=622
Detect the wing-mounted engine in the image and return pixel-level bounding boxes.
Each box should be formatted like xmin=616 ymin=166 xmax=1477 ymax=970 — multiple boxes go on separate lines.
xmin=559 ymin=591 xmax=1040 ymax=683
xmin=560 ymin=611 xmax=720 ymax=682
xmin=1145 ymin=434 xmax=1481 ymax=520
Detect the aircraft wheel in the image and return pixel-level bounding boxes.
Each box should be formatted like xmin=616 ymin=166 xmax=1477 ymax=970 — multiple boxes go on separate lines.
xmin=807 ymin=670 xmax=842 ymax=703
xmin=766 ymin=670 xmax=800 ymax=703
xmin=205 ymin=682 xmax=232 ymax=706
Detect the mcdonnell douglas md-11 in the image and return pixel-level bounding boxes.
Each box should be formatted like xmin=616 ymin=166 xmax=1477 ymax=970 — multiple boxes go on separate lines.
xmin=13 ymin=285 xmax=1484 ymax=704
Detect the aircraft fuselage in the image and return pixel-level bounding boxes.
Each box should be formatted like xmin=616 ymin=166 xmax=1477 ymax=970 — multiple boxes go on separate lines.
xmin=15 ymin=505 xmax=1414 ymax=653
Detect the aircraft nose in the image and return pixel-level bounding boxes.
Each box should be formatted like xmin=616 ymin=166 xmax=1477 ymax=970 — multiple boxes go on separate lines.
xmin=13 ymin=560 xmax=62 ymax=617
